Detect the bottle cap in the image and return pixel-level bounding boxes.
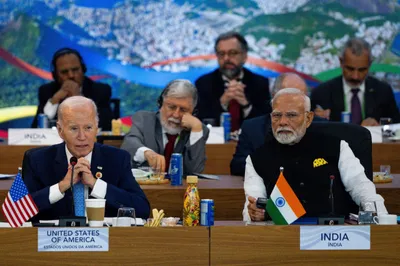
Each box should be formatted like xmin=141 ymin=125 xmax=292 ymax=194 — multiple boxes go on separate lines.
xmin=186 ymin=175 xmax=198 ymax=184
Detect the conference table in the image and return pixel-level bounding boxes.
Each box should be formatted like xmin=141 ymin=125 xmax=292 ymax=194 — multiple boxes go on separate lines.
xmin=0 ymin=175 xmax=399 ymax=222
xmin=1 ymin=142 xmax=400 ymax=174
xmin=0 ymin=224 xmax=399 ymax=265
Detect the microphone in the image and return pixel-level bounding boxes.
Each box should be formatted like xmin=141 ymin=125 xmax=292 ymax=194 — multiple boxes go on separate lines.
xmin=329 ymin=175 xmax=335 ymax=216
xmin=69 ymin=156 xmax=78 ymax=215
xmin=318 ymin=174 xmax=344 ymax=225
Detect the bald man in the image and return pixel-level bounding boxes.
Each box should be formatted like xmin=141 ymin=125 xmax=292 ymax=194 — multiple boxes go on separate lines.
xmin=23 ymin=96 xmax=150 ymax=221
xmin=230 ymin=73 xmax=325 ymax=176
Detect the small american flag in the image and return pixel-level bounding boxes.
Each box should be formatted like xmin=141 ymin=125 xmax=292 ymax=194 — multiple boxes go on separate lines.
xmin=1 ymin=172 xmax=38 ymax=227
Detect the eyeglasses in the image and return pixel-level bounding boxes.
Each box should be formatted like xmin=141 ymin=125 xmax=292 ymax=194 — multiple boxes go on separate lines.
xmin=270 ymin=111 xmax=309 ymax=122
xmin=216 ymin=50 xmax=242 ymax=58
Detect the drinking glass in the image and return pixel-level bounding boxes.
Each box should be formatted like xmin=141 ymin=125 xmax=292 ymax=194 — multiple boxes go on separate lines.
xmin=116 ymin=207 xmax=136 ymax=227
xmin=380 ymin=117 xmax=393 ymax=143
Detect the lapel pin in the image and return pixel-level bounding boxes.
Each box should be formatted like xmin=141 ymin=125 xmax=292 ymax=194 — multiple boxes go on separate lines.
xmin=95 ymin=172 xmax=103 ymax=179
xmin=97 ymin=166 xmax=103 ymax=170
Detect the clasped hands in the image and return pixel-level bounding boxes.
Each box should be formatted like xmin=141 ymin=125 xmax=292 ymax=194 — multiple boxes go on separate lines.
xmin=51 ymin=80 xmax=81 ymax=104
xmin=220 ymin=80 xmax=249 ymax=106
xmin=59 ymin=158 xmax=96 ymax=193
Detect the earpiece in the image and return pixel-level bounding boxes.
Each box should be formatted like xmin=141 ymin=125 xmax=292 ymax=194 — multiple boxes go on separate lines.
xmin=50 ymin=47 xmax=87 ymax=81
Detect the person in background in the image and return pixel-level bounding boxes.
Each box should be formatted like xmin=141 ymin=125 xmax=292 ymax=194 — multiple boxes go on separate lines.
xmin=31 ymin=47 xmax=113 ymax=130
xmin=121 ymin=79 xmax=209 ymax=175
xmin=195 ymin=31 xmax=271 ymax=132
xmin=24 ymin=96 xmax=150 ymax=221
xmin=243 ymin=88 xmax=387 ymax=221
xmin=311 ymin=37 xmax=400 ymax=125
xmin=231 ymin=73 xmax=325 ymax=176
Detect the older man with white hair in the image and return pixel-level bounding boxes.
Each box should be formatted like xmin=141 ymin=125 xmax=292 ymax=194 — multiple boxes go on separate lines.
xmin=121 ymin=79 xmax=209 ymax=174
xmin=243 ymin=88 xmax=387 ymax=222
xmin=23 ymin=96 xmax=150 ymax=221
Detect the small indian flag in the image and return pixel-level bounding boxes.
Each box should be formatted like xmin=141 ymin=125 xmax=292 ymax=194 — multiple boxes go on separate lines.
xmin=266 ymin=171 xmax=306 ymax=225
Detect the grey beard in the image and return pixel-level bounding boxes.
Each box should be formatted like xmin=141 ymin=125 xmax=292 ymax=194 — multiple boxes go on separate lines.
xmin=220 ymin=67 xmax=241 ymax=80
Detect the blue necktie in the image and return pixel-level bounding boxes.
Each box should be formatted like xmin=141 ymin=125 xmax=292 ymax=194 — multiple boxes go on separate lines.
xmin=73 ymin=181 xmax=85 ymax=216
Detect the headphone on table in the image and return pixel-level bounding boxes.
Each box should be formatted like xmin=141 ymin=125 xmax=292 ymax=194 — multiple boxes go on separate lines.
xmin=50 ymin=47 xmax=87 ymax=81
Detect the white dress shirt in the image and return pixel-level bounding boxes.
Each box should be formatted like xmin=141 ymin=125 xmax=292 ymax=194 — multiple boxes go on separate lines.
xmin=48 ymin=146 xmax=107 ymax=204
xmin=133 ymin=128 xmax=203 ymax=163
xmin=343 ymin=78 xmax=365 ymax=116
xmin=243 ymin=140 xmax=388 ymax=222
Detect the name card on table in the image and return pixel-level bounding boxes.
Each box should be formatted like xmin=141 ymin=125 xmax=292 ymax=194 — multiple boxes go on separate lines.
xmin=300 ymin=226 xmax=370 ymax=250
xmin=8 ymin=129 xmax=63 ymax=145
xmin=38 ymin=228 xmax=109 ymax=252
xmin=206 ymin=127 xmax=225 ymax=144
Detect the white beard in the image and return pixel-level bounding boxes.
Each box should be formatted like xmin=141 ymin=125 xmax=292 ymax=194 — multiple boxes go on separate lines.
xmin=273 ymin=122 xmax=307 ymax=145
xmin=161 ymin=117 xmax=182 ymax=135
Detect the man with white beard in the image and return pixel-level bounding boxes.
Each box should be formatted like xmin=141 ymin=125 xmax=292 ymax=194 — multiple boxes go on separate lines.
xmin=243 ymin=88 xmax=387 ymax=222
xmin=121 ymin=79 xmax=209 ymax=174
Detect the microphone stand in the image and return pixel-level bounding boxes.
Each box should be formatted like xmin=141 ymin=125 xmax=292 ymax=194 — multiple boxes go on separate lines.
xmin=318 ymin=175 xmax=345 ymax=225
xmin=59 ymin=158 xmax=86 ymax=227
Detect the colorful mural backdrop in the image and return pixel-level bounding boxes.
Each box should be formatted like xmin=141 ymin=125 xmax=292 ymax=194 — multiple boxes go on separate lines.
xmin=0 ymin=0 xmax=399 ymax=134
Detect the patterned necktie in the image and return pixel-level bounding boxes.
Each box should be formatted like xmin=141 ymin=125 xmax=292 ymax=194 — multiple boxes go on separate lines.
xmin=351 ymin=88 xmax=362 ymax=124
xmin=73 ymin=181 xmax=85 ymax=217
xmin=164 ymin=133 xmax=178 ymax=172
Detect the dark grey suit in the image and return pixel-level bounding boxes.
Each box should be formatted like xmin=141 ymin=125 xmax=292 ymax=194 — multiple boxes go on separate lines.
xmin=121 ymin=111 xmax=209 ymax=174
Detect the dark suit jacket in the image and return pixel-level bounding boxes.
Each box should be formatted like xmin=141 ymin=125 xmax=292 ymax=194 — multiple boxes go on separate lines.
xmin=311 ymin=76 xmax=400 ymax=123
xmin=23 ymin=143 xmax=150 ymax=221
xmin=31 ymin=77 xmax=113 ymax=130
xmin=121 ymin=111 xmax=210 ymax=174
xmin=195 ymin=68 xmax=271 ymax=126
xmin=230 ymin=116 xmax=326 ymax=176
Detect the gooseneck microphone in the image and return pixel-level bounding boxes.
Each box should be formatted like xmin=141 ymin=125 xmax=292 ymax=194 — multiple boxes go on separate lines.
xmin=70 ymin=156 xmax=78 ymax=215
xmin=329 ymin=175 xmax=335 ymax=216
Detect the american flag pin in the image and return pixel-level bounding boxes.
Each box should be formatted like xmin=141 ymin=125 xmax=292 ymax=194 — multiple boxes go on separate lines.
xmin=97 ymin=166 xmax=103 ymax=170
xmin=95 ymin=172 xmax=103 ymax=179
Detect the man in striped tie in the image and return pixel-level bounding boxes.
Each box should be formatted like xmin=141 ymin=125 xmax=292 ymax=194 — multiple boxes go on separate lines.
xmin=23 ymin=96 xmax=150 ymax=221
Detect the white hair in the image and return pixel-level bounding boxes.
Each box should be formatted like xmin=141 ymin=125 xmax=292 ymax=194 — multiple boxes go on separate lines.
xmin=57 ymin=96 xmax=99 ymax=125
xmin=271 ymin=88 xmax=311 ymax=112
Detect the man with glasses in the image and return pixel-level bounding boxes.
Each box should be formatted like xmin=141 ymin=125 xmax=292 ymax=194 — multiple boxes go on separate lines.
xmin=121 ymin=79 xmax=209 ymax=174
xmin=195 ymin=31 xmax=271 ymax=131
xmin=243 ymin=88 xmax=387 ymax=222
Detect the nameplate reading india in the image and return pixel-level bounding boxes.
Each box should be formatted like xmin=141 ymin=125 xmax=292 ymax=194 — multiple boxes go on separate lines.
xmin=38 ymin=228 xmax=109 ymax=252
xmin=300 ymin=226 xmax=371 ymax=250
xmin=8 ymin=129 xmax=63 ymax=145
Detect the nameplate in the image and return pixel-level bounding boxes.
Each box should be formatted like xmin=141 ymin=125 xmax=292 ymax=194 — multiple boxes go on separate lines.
xmin=8 ymin=129 xmax=63 ymax=145
xmin=38 ymin=228 xmax=109 ymax=252
xmin=300 ymin=226 xmax=370 ymax=250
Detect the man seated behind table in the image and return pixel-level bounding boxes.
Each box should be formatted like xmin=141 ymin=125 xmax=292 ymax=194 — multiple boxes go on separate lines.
xmin=231 ymin=73 xmax=326 ymax=177
xmin=121 ymin=79 xmax=209 ymax=174
xmin=243 ymin=88 xmax=387 ymax=221
xmin=24 ymin=96 xmax=150 ymax=221
xmin=31 ymin=47 xmax=113 ymax=130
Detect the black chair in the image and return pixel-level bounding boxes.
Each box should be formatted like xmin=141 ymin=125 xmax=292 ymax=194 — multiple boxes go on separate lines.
xmin=21 ymin=147 xmax=47 ymax=180
xmin=110 ymin=98 xmax=120 ymax=119
xmin=308 ymin=121 xmax=373 ymax=180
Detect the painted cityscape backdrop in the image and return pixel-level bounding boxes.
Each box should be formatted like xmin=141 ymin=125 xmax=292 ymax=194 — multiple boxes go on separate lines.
xmin=0 ymin=0 xmax=399 ymax=132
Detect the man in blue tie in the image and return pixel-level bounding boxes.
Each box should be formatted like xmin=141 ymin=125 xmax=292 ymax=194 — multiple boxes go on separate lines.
xmin=23 ymin=96 xmax=150 ymax=221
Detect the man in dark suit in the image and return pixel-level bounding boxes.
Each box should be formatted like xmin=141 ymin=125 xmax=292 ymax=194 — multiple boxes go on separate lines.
xmin=121 ymin=80 xmax=209 ymax=175
xmin=31 ymin=48 xmax=113 ymax=130
xmin=231 ymin=73 xmax=326 ymax=176
xmin=24 ymin=96 xmax=150 ymax=221
xmin=311 ymin=37 xmax=400 ymax=126
xmin=195 ymin=32 xmax=271 ymax=131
